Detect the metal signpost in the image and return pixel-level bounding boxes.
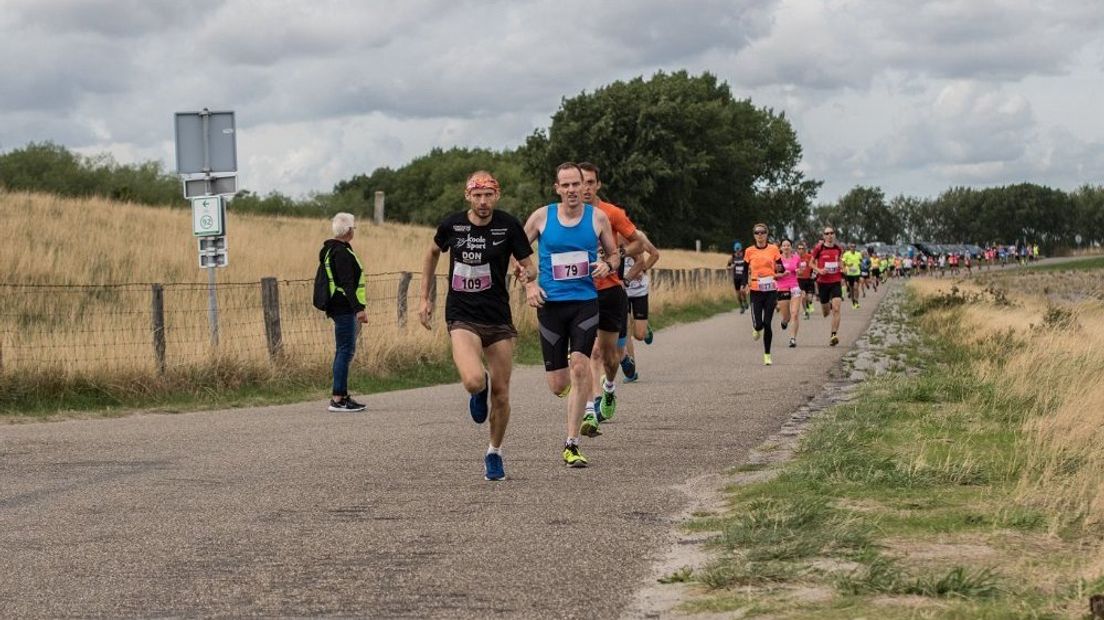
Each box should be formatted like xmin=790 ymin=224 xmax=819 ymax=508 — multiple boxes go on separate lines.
xmin=174 ymin=109 xmax=237 ymax=348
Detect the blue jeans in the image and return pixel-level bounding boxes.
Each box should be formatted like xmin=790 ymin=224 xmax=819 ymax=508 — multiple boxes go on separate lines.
xmin=331 ymin=313 xmax=358 ymax=397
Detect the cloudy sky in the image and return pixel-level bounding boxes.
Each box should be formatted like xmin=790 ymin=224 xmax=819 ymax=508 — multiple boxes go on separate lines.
xmin=2 ymin=0 xmax=1103 ymax=203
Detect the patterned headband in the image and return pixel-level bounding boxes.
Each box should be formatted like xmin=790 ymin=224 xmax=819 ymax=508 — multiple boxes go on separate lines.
xmin=465 ymin=175 xmax=500 ymax=194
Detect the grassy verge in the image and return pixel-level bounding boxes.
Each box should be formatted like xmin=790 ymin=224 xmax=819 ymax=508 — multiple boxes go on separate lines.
xmin=1 ymin=296 xmax=737 ymax=421
xmin=674 ymin=286 xmax=1104 ymax=618
xmin=1025 ymin=255 xmax=1104 ymax=272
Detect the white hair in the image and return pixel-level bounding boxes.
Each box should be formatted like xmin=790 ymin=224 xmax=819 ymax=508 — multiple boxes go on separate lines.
xmin=332 ymin=212 xmax=356 ymax=237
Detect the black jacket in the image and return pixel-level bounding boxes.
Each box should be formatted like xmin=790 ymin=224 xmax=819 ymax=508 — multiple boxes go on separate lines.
xmin=320 ymin=239 xmax=365 ymax=317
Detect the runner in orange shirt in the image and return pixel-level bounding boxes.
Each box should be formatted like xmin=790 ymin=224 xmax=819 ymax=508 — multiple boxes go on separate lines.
xmin=578 ymin=162 xmax=655 ymax=435
xmin=744 ymin=223 xmax=784 ymax=366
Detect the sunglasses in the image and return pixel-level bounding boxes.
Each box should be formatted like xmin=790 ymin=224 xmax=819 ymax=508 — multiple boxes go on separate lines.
xmin=753 ymin=230 xmax=768 ymax=235
xmin=823 ymin=231 xmax=835 ymax=235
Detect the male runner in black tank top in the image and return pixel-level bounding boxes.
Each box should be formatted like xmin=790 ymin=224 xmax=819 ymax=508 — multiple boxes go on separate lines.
xmin=419 ymin=171 xmax=535 ymax=481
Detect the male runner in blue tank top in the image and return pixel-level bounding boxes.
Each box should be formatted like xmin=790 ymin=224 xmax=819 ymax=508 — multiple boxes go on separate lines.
xmin=520 ymin=162 xmax=619 ymax=467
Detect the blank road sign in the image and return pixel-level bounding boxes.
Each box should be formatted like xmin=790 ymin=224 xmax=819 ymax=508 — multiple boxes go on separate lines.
xmin=175 ymin=110 xmax=237 ymax=174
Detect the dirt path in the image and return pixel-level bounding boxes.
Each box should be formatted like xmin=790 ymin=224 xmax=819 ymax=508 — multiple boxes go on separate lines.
xmin=0 ymin=284 xmax=888 ymax=618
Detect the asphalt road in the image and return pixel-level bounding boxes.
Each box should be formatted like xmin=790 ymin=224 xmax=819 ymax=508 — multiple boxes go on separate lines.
xmin=0 ymin=283 xmax=887 ymax=618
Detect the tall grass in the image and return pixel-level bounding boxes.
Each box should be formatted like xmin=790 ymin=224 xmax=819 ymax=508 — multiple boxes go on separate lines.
xmin=909 ymin=275 xmax=1104 ymax=531
xmin=0 ymin=190 xmax=727 ymax=285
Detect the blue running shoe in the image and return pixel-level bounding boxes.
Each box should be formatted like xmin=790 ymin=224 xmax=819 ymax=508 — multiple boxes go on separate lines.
xmin=469 ymin=371 xmax=490 ymax=424
xmin=620 ymin=355 xmax=637 ymax=379
xmin=484 ymin=452 xmax=505 ymax=481
xmin=624 ymin=371 xmax=639 ymax=383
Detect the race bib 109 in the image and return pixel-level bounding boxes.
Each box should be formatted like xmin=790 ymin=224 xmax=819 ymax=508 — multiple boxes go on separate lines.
xmin=551 ymin=251 xmax=589 ymax=281
xmin=452 ymin=262 xmax=492 ymax=292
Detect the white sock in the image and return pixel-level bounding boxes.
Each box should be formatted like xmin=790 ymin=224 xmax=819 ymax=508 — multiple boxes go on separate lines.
xmin=585 ymin=400 xmax=596 ymax=413
xmin=603 ymin=378 xmax=616 ymax=392
xmin=566 ymin=437 xmax=579 ymax=447
xmin=487 ymin=445 xmax=501 ymax=455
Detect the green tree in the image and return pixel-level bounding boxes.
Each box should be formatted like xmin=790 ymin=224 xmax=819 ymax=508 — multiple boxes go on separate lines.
xmin=522 ymin=71 xmax=819 ymax=247
xmin=332 ymin=147 xmax=544 ymax=226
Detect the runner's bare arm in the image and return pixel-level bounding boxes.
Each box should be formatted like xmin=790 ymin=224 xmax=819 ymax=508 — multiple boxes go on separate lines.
xmin=418 ymin=243 xmax=442 ymax=330
xmin=523 ymin=207 xmax=547 ymax=244
xmin=621 ymin=233 xmax=645 ymax=257
xmin=625 ymin=231 xmax=660 ymax=281
xmin=516 ymin=255 xmax=544 ymax=308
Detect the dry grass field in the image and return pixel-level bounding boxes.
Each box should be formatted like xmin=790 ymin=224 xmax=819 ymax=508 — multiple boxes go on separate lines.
xmin=910 ymin=267 xmax=1104 ymax=531
xmin=0 ymin=191 xmax=733 ymax=383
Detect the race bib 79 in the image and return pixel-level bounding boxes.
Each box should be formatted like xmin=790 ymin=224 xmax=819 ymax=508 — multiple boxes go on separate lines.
xmin=551 ymin=251 xmax=589 ymax=280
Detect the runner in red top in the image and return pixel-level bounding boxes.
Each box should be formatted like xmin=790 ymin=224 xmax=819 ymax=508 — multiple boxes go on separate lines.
xmin=810 ymin=226 xmax=844 ymax=346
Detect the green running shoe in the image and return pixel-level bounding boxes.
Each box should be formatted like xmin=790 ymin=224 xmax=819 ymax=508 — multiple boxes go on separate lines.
xmin=580 ymin=413 xmax=602 ymax=437
xmin=563 ymin=443 xmax=588 ymax=467
xmin=644 ymin=325 xmax=654 ymax=345
xmin=600 ymin=390 xmax=617 ymax=422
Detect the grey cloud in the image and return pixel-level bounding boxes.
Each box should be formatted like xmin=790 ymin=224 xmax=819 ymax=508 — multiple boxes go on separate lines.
xmin=0 ymin=31 xmax=137 ymax=113
xmin=195 ymin=2 xmax=439 ymax=67
xmin=206 ymin=0 xmax=775 ymax=126
xmin=732 ymin=1 xmax=1104 ymax=92
xmin=8 ymin=0 xmax=222 ymax=38
xmin=875 ymin=3 xmax=1104 ymax=80
xmin=877 ymin=82 xmax=1036 ymax=169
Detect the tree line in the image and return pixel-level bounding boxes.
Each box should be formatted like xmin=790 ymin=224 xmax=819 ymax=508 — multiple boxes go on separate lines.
xmin=1 ymin=71 xmax=1101 ymax=253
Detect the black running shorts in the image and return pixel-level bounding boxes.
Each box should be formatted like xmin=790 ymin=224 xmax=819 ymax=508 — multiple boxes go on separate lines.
xmin=818 ymin=281 xmax=843 ymax=305
xmin=537 ymin=300 xmax=600 ymax=371
xmin=798 ymin=278 xmax=816 ymax=294
xmin=628 ymin=295 xmax=649 ymax=320
xmin=596 ymin=286 xmax=628 ymax=333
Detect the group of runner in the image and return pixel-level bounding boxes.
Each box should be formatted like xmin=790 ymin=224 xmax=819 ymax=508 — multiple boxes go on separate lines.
xmin=729 ymin=225 xmax=847 ymax=364
xmin=326 ymin=165 xmax=1048 ymax=481
xmin=411 ymin=164 xmax=659 ymax=480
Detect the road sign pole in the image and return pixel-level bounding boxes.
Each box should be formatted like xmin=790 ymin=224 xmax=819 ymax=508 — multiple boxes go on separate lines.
xmin=207 ymin=265 xmax=219 ymax=349
xmin=175 ymin=108 xmax=236 ymax=351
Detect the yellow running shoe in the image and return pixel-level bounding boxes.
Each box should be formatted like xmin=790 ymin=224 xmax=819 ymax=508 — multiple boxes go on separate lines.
xmin=562 ymin=443 xmax=588 ymax=467
xmin=580 ymin=413 xmax=602 ymax=437
xmin=764 ymin=353 xmax=772 ymax=366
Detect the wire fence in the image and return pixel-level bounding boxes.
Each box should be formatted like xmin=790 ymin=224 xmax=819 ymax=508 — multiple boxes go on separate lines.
xmin=0 ymin=268 xmax=732 ymax=377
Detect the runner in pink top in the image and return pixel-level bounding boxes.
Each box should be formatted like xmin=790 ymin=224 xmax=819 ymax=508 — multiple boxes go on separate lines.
xmin=775 ymin=238 xmax=804 ymax=348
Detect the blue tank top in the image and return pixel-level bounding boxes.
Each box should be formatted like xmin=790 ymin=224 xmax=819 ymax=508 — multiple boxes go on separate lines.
xmin=539 ymin=203 xmax=598 ymax=302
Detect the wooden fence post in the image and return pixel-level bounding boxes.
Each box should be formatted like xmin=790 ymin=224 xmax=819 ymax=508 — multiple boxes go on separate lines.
xmin=261 ymin=277 xmax=283 ymax=360
xmin=150 ymin=283 xmax=166 ymax=375
xmin=397 ymin=272 xmax=413 ymax=326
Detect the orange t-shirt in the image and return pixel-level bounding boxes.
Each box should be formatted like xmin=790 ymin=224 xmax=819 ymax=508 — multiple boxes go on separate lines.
xmin=594 ymin=200 xmax=637 ymax=291
xmin=743 ymin=244 xmax=782 ymax=292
